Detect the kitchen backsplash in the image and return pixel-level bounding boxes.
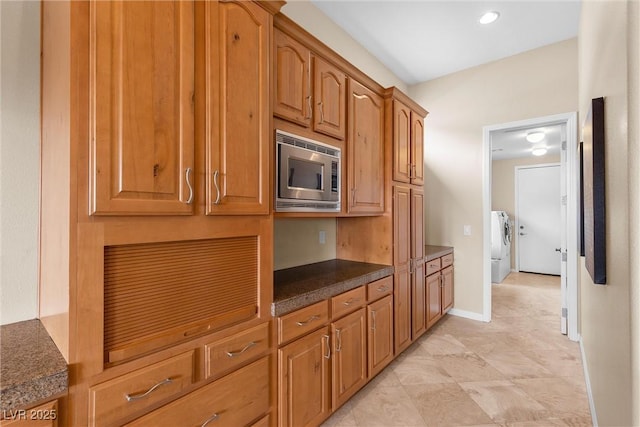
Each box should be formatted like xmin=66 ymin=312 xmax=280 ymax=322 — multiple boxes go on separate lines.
xmin=274 ymin=218 xmax=337 ymax=270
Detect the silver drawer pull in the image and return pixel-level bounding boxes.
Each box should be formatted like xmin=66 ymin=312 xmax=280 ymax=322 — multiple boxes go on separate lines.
xmin=342 ymin=298 xmax=360 ymax=306
xmin=125 ymin=378 xmax=172 ymax=402
xmin=201 ymin=413 xmax=219 ymax=427
xmin=226 ymin=341 xmax=257 ymax=358
xmin=296 ymin=314 xmax=320 ymax=326
xmin=323 ymin=334 xmax=331 ymax=359
xmin=185 ymin=168 xmax=194 ymax=204
xmin=376 ymin=285 xmax=389 ymax=293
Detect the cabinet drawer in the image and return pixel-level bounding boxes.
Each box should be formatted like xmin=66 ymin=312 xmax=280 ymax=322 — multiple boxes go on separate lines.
xmin=441 ymin=253 xmax=454 ymax=268
xmin=366 ymin=276 xmax=393 ymax=302
xmin=89 ymin=351 xmax=194 ymax=427
xmin=205 ymin=322 xmax=270 ymax=379
xmin=126 ymin=357 xmax=270 ymax=427
xmin=425 ymin=258 xmax=441 ymax=276
xmin=331 ymin=286 xmax=366 ymax=319
xmin=278 ymin=301 xmax=329 ymax=345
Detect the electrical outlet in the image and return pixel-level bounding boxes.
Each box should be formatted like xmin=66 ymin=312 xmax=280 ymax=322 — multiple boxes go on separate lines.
xmin=319 ymin=230 xmax=326 ymax=244
xmin=463 ymin=225 xmax=472 ymax=236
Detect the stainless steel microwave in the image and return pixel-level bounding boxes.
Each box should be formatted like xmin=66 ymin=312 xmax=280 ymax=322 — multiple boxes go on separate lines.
xmin=276 ymin=130 xmax=340 ymax=212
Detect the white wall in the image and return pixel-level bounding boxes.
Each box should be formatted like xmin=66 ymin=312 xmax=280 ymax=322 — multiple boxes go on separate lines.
xmin=409 ymin=39 xmax=578 ymax=316
xmin=0 ymin=1 xmax=41 ymax=325
xmin=578 ymin=1 xmax=636 ymax=425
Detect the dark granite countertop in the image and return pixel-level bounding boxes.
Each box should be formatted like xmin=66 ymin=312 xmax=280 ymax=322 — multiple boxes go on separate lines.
xmin=0 ymin=319 xmax=68 ymax=412
xmin=425 ymin=245 xmax=454 ymax=261
xmin=272 ymin=259 xmax=394 ymax=316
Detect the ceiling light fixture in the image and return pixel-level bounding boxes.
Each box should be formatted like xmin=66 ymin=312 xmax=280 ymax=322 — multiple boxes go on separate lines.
xmin=532 ymin=147 xmax=548 ymax=156
xmin=479 ymin=11 xmax=500 ymax=25
xmin=525 ymin=131 xmax=545 ymax=143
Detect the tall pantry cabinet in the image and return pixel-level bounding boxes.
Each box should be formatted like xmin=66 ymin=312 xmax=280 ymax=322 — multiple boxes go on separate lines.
xmin=384 ymin=88 xmax=428 ymax=353
xmin=40 ymin=1 xmax=282 ymax=425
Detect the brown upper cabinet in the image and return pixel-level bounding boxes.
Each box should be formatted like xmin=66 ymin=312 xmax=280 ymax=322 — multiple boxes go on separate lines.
xmin=90 ymin=1 xmax=195 ymax=215
xmin=386 ymin=89 xmax=428 ymax=186
xmin=312 ymin=56 xmax=347 ymax=140
xmin=273 ymin=29 xmax=311 ymax=128
xmin=90 ymin=0 xmax=273 ymax=216
xmin=205 ymin=1 xmax=270 ymax=215
xmin=274 ymin=28 xmax=347 ymax=140
xmin=347 ymin=78 xmax=385 ymax=214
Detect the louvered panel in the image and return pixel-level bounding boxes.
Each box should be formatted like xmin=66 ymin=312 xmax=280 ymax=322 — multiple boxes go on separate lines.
xmin=104 ymin=237 xmax=258 ymax=364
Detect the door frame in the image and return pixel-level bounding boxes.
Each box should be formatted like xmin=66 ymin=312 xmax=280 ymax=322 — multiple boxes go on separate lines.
xmin=482 ymin=112 xmax=579 ymax=341
xmin=514 ymin=162 xmax=561 ymax=273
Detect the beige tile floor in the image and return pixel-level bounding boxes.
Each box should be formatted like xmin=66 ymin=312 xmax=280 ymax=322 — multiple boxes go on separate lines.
xmin=321 ymin=272 xmax=593 ymax=427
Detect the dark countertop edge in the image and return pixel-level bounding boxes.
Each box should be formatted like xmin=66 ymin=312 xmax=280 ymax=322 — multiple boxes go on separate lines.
xmin=0 ymin=373 xmax=68 ymax=413
xmin=0 ymin=319 xmax=69 ymax=412
xmin=425 ymin=245 xmax=454 ymax=262
xmin=271 ymin=264 xmax=394 ymax=317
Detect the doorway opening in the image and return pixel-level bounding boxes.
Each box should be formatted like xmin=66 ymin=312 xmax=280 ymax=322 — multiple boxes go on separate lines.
xmin=482 ymin=112 xmax=578 ymax=341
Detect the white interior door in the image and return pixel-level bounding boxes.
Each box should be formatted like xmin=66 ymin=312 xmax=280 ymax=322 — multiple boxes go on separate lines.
xmin=516 ymin=165 xmax=561 ymax=275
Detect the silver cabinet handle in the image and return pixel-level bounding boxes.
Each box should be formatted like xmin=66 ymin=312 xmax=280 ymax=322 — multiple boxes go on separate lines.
xmin=371 ymin=310 xmax=377 ymax=331
xmin=226 ymin=341 xmax=257 ymax=358
xmin=323 ymin=334 xmax=331 ymax=359
xmin=213 ymin=170 xmax=221 ymax=205
xmin=296 ymin=314 xmax=320 ymax=326
xmin=201 ymin=413 xmax=219 ymax=427
xmin=351 ymin=188 xmax=357 ymax=205
xmin=377 ymin=285 xmax=389 ymax=293
xmin=335 ymin=329 xmax=342 ymax=352
xmin=342 ymin=298 xmax=360 ymax=306
xmin=319 ymin=101 xmax=324 ymax=123
xmin=408 ymin=163 xmax=413 ymax=178
xmin=306 ymin=96 xmax=312 ymax=119
xmin=185 ymin=168 xmax=194 ymax=204
xmin=125 ymin=378 xmax=172 ymax=402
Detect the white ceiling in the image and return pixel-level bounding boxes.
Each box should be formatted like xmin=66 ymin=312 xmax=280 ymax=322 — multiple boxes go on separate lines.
xmin=310 ymin=0 xmax=581 ymax=85
xmin=491 ymin=124 xmax=563 ymax=160
xmin=310 ymin=0 xmax=580 ymax=159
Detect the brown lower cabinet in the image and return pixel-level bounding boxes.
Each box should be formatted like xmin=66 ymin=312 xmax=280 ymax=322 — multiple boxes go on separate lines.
xmin=426 ymin=252 xmax=455 ymax=329
xmin=277 ymin=276 xmax=393 ymax=427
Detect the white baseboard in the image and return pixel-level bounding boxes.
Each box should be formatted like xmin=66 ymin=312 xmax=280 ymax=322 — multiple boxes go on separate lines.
xmin=579 ymin=335 xmax=598 ymax=426
xmin=447 ymin=308 xmax=485 ymax=322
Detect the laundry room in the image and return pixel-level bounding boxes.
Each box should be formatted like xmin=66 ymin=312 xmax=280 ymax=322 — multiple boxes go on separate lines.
xmin=491 ymin=125 xmax=564 ymax=282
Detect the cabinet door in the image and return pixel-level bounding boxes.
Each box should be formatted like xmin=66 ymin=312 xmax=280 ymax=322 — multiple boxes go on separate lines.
xmin=347 ymin=79 xmax=384 ymax=214
xmin=313 ymin=56 xmax=346 ymax=140
xmin=368 ymin=295 xmax=394 ymax=378
xmin=278 ymin=327 xmax=331 ymax=427
xmin=442 ymin=266 xmax=454 ymax=313
xmin=332 ymin=308 xmax=367 ymax=409
xmin=90 ymin=1 xmax=195 ymax=215
xmin=274 ymin=29 xmax=311 ymax=127
xmin=411 ymin=188 xmax=424 ymax=261
xmin=411 ymin=112 xmax=425 ymax=185
xmin=412 ymin=260 xmax=426 ymax=339
xmin=206 ymin=1 xmax=270 ymax=215
xmin=393 ymin=185 xmax=412 ymax=353
xmin=392 ymin=100 xmax=411 ymax=183
xmin=426 ymin=272 xmax=442 ymax=329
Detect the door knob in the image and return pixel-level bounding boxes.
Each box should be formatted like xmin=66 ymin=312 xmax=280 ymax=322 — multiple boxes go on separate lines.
xmin=555 ymin=248 xmax=561 ymax=252
xmin=519 ymin=232 xmax=527 ymax=236
xmin=520 ymin=225 xmax=524 ymax=229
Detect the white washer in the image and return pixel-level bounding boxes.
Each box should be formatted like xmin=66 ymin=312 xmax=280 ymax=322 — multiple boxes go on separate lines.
xmin=491 ymin=211 xmax=512 ymax=283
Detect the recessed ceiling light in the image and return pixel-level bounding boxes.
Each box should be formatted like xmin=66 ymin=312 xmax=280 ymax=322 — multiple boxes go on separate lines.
xmin=532 ymin=147 xmax=548 ymax=156
xmin=479 ymin=11 xmax=500 ymax=25
xmin=526 ymin=131 xmax=545 ymax=143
